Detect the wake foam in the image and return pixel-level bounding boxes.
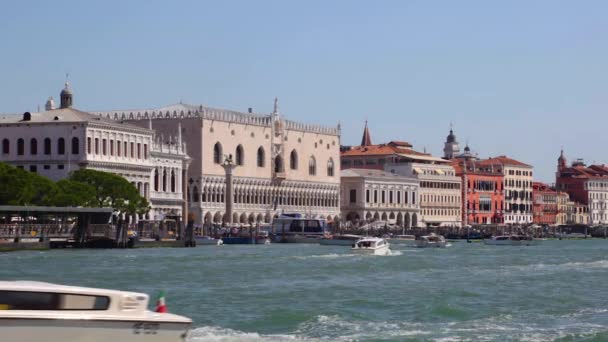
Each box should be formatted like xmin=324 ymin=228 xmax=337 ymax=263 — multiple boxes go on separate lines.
xmin=187 ymin=326 xmax=309 ymax=342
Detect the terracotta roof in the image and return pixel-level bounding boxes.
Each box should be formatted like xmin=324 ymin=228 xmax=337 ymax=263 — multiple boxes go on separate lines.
xmin=476 ymin=155 xmax=532 ymax=168
xmin=340 ymin=143 xmax=429 ymax=157
xmin=387 ymin=140 xmax=412 ymax=148
xmin=450 ymin=159 xmax=504 ymax=176
xmin=560 ymin=164 xmax=608 ymax=179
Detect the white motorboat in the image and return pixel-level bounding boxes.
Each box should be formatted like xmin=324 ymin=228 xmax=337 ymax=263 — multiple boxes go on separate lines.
xmin=194 ymin=236 xmax=223 ymax=246
xmin=0 ymin=281 xmax=191 ymax=342
xmin=415 ymin=233 xmax=447 ymax=248
xmin=387 ymin=234 xmax=416 ymax=246
xmin=484 ymin=235 xmax=539 ymax=246
xmin=319 ymin=234 xmax=362 ymax=246
xmin=351 ymin=237 xmax=392 ymax=256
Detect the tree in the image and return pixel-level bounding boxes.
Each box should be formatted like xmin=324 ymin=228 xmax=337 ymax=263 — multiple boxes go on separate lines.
xmin=69 ymin=169 xmax=149 ymax=215
xmin=0 ymin=162 xmax=56 ymax=206
xmin=50 ymin=179 xmax=97 ymax=207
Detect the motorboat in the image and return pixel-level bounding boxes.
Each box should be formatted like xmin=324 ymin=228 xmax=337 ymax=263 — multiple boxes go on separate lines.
xmin=194 ymin=236 xmax=223 ymax=246
xmin=0 ymin=281 xmax=191 ymax=342
xmin=386 ymin=234 xmax=416 ymax=246
xmin=351 ymin=237 xmax=391 ymax=256
xmin=484 ymin=235 xmax=539 ymax=246
xmin=319 ymin=234 xmax=362 ymax=246
xmin=415 ymin=233 xmax=448 ymax=248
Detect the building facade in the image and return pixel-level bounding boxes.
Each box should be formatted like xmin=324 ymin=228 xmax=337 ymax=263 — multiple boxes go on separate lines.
xmin=451 ymin=150 xmax=505 ymax=226
xmin=0 ymin=84 xmax=190 ymax=221
xmin=532 ymin=182 xmax=559 ymax=225
xmin=340 ymin=168 xmax=420 ymax=227
xmin=556 ymin=150 xmax=608 ymax=225
xmin=476 ymin=156 xmax=533 ymax=225
xmin=95 ymin=98 xmax=341 ymax=226
xmin=341 ymin=125 xmax=461 ymax=227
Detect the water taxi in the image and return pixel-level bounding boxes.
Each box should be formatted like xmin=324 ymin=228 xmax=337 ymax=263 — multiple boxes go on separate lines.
xmin=270 ymin=215 xmax=328 ymax=243
xmin=415 ymin=233 xmax=448 ymax=248
xmin=352 ymin=237 xmax=392 ymax=256
xmin=319 ymin=234 xmax=362 ymax=246
xmin=0 ymin=281 xmax=191 ymax=342
xmin=484 ymin=235 xmax=539 ymax=246
xmin=386 ymin=234 xmax=416 ymax=246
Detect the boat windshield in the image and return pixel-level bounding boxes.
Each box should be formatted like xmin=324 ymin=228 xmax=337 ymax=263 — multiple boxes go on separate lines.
xmin=0 ymin=290 xmax=110 ymax=311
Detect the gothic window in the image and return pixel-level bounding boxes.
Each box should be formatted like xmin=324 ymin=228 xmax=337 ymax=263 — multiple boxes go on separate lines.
xmin=257 ymin=147 xmax=265 ymax=167
xmin=290 ymin=150 xmax=298 ymax=170
xmin=214 ymin=142 xmax=222 ymax=164
xmin=308 ymin=156 xmax=316 ymax=176
xmin=72 ymin=137 xmax=79 ymax=155
xmin=235 ymin=145 xmax=244 ymax=166
xmin=192 ymin=186 xmax=199 ymax=202
xmin=44 ymin=138 xmax=51 ymax=155
xmin=327 ymin=158 xmax=334 ymax=177
xmin=275 ymin=155 xmax=284 ymax=173
xmin=1 ymin=139 xmax=8 ymax=154
xmin=162 ymin=169 xmax=167 ymax=192
xmin=95 ymin=138 xmax=99 ymax=154
xmin=30 ymin=138 xmax=37 ymax=155
xmin=17 ymin=138 xmax=24 ymax=155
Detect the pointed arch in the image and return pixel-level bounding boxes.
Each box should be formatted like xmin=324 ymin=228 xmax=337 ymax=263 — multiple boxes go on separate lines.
xmin=275 ymin=155 xmax=284 ymax=173
xmin=154 ymin=169 xmax=159 ymax=191
xmin=257 ymin=147 xmax=265 ymax=167
xmin=327 ymin=158 xmax=335 ymax=177
xmin=213 ymin=142 xmax=222 ymax=164
xmin=290 ymin=149 xmax=298 ymax=170
xmin=235 ymin=144 xmax=244 ymax=166
xmin=308 ymin=156 xmax=316 ymax=176
xmin=170 ymin=170 xmax=176 ymax=192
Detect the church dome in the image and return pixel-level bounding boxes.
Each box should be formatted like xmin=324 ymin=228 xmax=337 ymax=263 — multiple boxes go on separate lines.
xmin=446 ymin=129 xmax=457 ymax=143
xmin=60 ymin=82 xmax=73 ymax=95
xmin=464 ymin=144 xmax=470 ymax=152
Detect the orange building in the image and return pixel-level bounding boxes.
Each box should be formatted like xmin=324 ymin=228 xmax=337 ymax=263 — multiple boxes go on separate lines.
xmin=532 ymin=182 xmax=559 ymax=225
xmin=452 ymin=153 xmax=505 ymax=225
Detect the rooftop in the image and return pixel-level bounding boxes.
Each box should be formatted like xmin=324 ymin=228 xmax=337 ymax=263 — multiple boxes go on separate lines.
xmin=476 ymin=155 xmax=532 ymax=168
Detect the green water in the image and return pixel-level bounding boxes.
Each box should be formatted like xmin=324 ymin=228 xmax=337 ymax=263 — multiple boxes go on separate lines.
xmin=1 ymin=240 xmax=608 ymax=341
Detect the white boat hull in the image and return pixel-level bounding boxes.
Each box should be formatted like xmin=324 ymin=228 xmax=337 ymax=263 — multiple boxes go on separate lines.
xmin=352 ymin=246 xmax=391 ymax=256
xmin=195 ymin=237 xmax=223 ymax=246
xmin=1 ymin=318 xmax=190 ymax=342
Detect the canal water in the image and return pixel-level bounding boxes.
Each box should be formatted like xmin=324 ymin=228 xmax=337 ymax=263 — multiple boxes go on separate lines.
xmin=1 ymin=240 xmax=608 ymax=341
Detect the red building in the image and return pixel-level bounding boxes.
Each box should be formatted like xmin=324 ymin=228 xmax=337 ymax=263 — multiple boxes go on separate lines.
xmin=451 ymin=152 xmax=505 ymax=225
xmin=555 ymin=150 xmax=608 ymax=205
xmin=532 ymin=182 xmax=558 ymax=225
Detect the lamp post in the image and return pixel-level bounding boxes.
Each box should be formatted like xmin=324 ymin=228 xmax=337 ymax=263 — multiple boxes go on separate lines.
xmin=222 ymin=154 xmax=237 ymax=226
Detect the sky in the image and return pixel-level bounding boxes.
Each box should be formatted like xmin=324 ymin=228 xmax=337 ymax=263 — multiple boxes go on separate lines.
xmin=1 ymin=0 xmax=607 ymax=182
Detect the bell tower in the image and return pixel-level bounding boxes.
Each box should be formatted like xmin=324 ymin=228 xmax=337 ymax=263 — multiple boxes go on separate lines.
xmin=60 ymin=82 xmax=73 ymax=109
xmin=443 ymin=124 xmax=460 ymax=159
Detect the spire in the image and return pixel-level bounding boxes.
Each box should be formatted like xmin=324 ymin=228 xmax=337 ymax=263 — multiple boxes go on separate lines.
xmin=45 ymin=96 xmax=55 ymax=111
xmin=273 ymin=97 xmax=279 ymax=115
xmin=361 ymin=120 xmax=372 ymax=146
xmin=558 ymin=147 xmax=567 ymax=172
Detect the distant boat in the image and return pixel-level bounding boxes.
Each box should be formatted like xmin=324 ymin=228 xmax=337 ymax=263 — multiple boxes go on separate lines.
xmin=352 ymin=237 xmax=392 ymax=256
xmin=386 ymin=234 xmax=416 ymax=246
xmin=194 ymin=236 xmax=223 ymax=246
xmin=484 ymin=235 xmax=539 ymax=246
xmin=0 ymin=280 xmax=191 ymax=342
xmin=415 ymin=233 xmax=447 ymax=248
xmin=556 ymin=232 xmax=588 ymax=239
xmin=319 ymin=234 xmax=362 ymax=246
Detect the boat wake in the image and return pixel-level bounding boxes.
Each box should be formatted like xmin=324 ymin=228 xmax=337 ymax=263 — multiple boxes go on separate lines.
xmin=502 ymin=259 xmax=608 ymax=273
xmin=187 ymin=310 xmax=608 ymax=341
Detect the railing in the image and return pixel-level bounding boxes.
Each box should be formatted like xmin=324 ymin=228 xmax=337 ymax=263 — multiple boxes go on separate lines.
xmin=0 ymin=224 xmax=75 ymax=239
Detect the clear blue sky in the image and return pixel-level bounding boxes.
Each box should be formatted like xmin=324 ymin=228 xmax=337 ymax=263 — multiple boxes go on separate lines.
xmin=1 ymin=0 xmax=607 ymax=182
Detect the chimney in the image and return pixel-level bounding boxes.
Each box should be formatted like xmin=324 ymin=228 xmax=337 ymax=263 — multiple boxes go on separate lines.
xmin=248 ymin=107 xmax=253 ymax=114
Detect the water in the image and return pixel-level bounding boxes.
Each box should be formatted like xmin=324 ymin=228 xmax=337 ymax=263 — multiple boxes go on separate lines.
xmin=1 ymin=240 xmax=608 ymax=341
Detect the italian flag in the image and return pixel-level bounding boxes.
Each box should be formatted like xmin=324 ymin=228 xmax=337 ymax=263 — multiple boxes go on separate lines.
xmin=155 ymin=291 xmax=167 ymax=313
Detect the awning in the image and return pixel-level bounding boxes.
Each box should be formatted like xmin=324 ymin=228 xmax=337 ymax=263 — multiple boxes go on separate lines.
xmin=435 ymin=169 xmax=445 ymax=175
xmin=413 ymin=168 xmax=423 ymax=174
